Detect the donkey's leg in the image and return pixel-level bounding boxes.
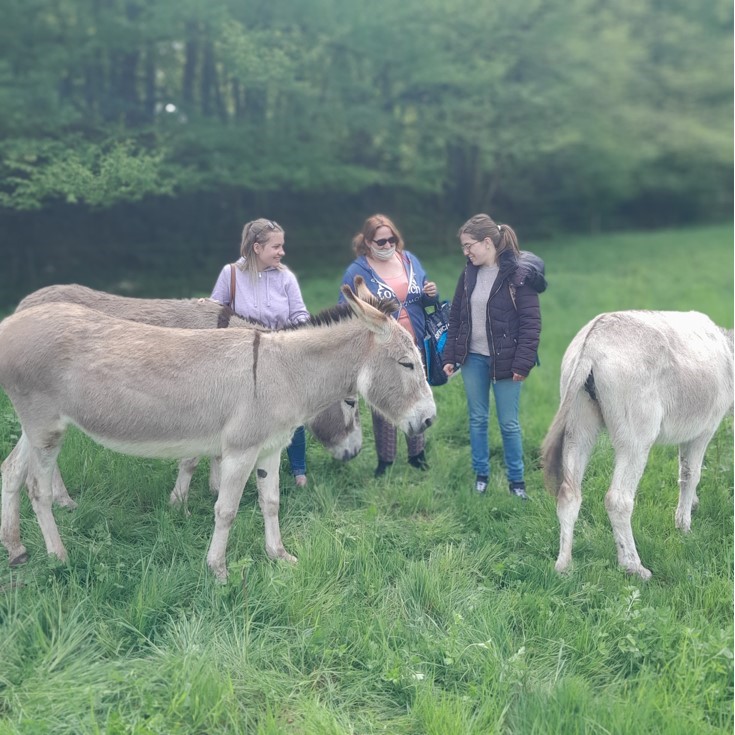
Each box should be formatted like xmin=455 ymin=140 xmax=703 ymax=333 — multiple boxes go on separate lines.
xmin=1 ymin=434 xmax=30 ymax=566
xmin=27 ymin=442 xmax=68 ymax=562
xmin=209 ymin=456 xmax=221 ymax=497
xmin=555 ymin=398 xmax=601 ymax=573
xmin=255 ymin=451 xmax=296 ymax=563
xmin=206 ymin=449 xmax=258 ymax=582
xmin=170 ymin=456 xmax=201 ymax=508
xmin=675 ymin=434 xmax=711 ymax=533
xmin=604 ymin=445 xmax=652 ymax=580
xmin=51 ymin=464 xmax=78 ymax=510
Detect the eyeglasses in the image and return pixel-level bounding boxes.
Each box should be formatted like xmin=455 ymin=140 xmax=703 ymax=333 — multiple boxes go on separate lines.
xmin=373 ymin=236 xmax=398 ymax=247
xmin=460 ymin=240 xmax=481 ymax=253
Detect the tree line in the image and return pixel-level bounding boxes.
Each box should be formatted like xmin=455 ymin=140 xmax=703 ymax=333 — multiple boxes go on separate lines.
xmin=0 ymin=0 xmax=731 ymax=303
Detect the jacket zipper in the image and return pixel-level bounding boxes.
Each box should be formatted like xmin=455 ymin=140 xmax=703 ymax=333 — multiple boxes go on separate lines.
xmin=463 ymin=266 xmax=510 ymax=382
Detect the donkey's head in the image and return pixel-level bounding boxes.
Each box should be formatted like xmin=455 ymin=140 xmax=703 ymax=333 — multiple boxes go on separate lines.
xmin=306 ymin=396 xmax=362 ymax=461
xmin=341 ymin=278 xmax=436 ymax=436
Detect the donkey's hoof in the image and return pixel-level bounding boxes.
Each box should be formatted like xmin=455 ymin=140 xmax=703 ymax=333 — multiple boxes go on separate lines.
xmin=169 ymin=498 xmax=191 ymax=517
xmin=208 ymin=564 xmax=228 ymax=583
xmin=55 ymin=497 xmax=78 ymax=510
xmin=269 ymin=548 xmax=298 ymax=564
xmin=9 ymin=551 xmax=29 ymax=567
xmin=674 ymin=516 xmax=691 ymax=533
xmin=625 ymin=565 xmax=652 ymax=581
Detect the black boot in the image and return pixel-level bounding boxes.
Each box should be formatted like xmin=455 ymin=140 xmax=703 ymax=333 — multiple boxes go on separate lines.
xmin=374 ymin=459 xmax=393 ymax=477
xmin=407 ymin=450 xmax=429 ymax=471
xmin=508 ymin=481 xmax=529 ymax=500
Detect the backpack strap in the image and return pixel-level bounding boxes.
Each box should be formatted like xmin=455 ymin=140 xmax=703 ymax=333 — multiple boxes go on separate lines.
xmin=229 ymin=263 xmax=237 ymax=312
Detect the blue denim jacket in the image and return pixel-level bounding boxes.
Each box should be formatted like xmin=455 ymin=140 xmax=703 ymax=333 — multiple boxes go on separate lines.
xmin=338 ymin=251 xmax=437 ymax=345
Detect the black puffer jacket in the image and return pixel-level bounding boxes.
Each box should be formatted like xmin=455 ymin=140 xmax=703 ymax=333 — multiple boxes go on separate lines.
xmin=442 ymin=249 xmax=544 ymax=380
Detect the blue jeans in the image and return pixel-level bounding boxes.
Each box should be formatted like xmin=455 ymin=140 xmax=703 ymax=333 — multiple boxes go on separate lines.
xmin=460 ymin=353 xmax=524 ymax=482
xmin=286 ymin=425 xmax=307 ymax=476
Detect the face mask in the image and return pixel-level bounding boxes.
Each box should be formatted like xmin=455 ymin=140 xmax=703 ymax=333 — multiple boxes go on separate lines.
xmin=369 ymin=244 xmax=396 ymax=261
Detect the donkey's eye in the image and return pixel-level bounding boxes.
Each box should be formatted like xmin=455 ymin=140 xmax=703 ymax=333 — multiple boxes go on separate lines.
xmin=398 ymin=360 xmax=415 ymax=370
xmin=344 ymin=399 xmax=356 ymax=408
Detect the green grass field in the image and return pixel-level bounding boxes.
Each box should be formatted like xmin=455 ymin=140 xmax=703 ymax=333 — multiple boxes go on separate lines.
xmin=0 ymin=224 xmax=732 ymax=734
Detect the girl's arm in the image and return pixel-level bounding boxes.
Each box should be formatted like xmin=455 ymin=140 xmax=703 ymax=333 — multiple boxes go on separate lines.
xmin=210 ymin=264 xmax=232 ymax=305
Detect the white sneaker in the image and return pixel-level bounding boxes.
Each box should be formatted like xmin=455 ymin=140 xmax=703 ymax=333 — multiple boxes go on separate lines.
xmin=475 ymin=475 xmax=488 ymax=493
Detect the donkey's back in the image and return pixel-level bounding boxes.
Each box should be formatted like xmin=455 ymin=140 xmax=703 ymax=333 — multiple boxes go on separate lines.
xmin=16 ymin=283 xmax=240 ymax=330
xmin=569 ymin=310 xmax=732 ymax=444
xmin=542 ymin=310 xmax=733 ymax=580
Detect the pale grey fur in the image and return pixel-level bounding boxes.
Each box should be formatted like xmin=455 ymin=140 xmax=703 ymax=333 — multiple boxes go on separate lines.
xmin=15 ymin=283 xmax=363 ymax=508
xmin=0 ymin=280 xmax=436 ymax=580
xmin=542 ymin=310 xmax=733 ymax=579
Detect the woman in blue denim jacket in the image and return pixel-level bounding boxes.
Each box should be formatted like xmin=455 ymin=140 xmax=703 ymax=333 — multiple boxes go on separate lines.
xmin=339 ymin=214 xmax=438 ymax=477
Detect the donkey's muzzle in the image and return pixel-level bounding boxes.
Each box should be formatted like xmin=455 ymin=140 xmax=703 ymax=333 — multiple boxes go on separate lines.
xmin=405 ymin=413 xmax=436 ymax=437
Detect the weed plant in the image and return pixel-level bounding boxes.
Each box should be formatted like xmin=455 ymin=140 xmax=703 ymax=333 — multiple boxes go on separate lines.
xmin=0 ymin=224 xmax=732 ymax=733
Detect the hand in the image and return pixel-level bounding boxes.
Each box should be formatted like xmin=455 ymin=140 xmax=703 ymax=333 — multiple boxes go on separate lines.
xmin=512 ymin=373 xmax=526 ymax=382
xmin=443 ymin=364 xmax=455 ymax=377
xmin=423 ymin=281 xmax=438 ymax=298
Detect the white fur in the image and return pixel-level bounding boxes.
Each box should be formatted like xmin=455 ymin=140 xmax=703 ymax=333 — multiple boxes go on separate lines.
xmin=15 ymin=283 xmax=363 ymax=509
xmin=542 ymin=310 xmax=733 ymax=579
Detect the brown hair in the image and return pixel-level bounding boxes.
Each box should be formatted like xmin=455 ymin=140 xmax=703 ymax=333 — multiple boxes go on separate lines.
xmin=238 ymin=218 xmax=284 ymax=273
xmin=351 ymin=213 xmax=406 ymax=257
xmin=457 ymin=213 xmax=520 ymax=259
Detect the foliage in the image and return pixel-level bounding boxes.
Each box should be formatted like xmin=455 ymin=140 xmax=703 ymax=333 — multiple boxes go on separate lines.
xmin=0 ymin=0 xmax=730 ymax=226
xmin=0 ymin=226 xmax=732 ymax=733
xmin=0 ymin=139 xmax=174 ymax=210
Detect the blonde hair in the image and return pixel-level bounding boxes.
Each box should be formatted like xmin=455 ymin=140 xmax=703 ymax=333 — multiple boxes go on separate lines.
xmin=458 ymin=213 xmax=520 ymax=258
xmin=351 ymin=214 xmax=405 ymax=257
xmin=237 ymin=218 xmax=284 ymax=273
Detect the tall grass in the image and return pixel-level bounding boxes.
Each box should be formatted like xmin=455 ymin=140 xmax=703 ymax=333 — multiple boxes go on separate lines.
xmin=0 ymin=224 xmax=732 ymax=734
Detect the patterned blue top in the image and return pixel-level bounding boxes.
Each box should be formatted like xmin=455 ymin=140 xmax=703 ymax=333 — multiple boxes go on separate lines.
xmin=339 ymin=251 xmax=437 ymax=345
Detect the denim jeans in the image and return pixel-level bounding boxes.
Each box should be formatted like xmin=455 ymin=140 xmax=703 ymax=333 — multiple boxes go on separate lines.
xmin=460 ymin=353 xmax=524 ymax=482
xmin=286 ymin=425 xmax=307 ymax=476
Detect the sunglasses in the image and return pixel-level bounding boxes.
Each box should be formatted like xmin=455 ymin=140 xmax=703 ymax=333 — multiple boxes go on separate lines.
xmin=373 ymin=236 xmax=398 ymax=247
xmin=258 ymin=219 xmax=280 ymax=236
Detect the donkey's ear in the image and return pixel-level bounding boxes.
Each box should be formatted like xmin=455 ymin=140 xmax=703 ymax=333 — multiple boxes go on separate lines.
xmin=353 ymin=275 xmax=373 ymax=302
xmin=340 ymin=281 xmax=392 ymax=339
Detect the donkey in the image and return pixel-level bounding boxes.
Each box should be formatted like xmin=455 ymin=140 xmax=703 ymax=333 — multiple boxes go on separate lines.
xmin=0 ymin=279 xmax=436 ymax=580
xmin=15 ymin=283 xmax=363 ymax=509
xmin=541 ymin=310 xmax=733 ymax=579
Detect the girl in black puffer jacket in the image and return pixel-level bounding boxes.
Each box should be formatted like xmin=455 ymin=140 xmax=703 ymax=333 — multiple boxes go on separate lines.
xmin=442 ymin=214 xmax=545 ymax=497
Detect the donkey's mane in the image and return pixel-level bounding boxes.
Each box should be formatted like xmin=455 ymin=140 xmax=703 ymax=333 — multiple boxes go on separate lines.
xmin=219 ymin=292 xmax=397 ymax=332
xmin=304 ymin=294 xmax=398 ymax=329
xmin=219 ymin=307 xmax=268 ymax=330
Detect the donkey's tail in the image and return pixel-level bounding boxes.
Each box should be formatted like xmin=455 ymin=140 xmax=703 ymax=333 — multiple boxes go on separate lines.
xmin=541 ymin=318 xmax=602 ymax=496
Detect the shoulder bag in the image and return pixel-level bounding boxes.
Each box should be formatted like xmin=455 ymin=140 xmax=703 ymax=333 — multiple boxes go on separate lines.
xmin=423 ymin=300 xmax=451 ymax=386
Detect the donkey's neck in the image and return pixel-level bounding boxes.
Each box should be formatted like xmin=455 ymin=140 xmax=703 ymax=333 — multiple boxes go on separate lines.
xmin=267 ymin=322 xmax=372 ymax=419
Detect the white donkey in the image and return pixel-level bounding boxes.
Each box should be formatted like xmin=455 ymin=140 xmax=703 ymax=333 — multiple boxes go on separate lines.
xmin=0 ymin=279 xmax=436 ymax=580
xmin=15 ymin=284 xmax=363 ymax=508
xmin=542 ymin=310 xmax=733 ymax=579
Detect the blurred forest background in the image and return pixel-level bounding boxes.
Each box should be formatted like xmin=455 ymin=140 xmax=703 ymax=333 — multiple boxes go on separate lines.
xmin=0 ymin=0 xmax=731 ymax=306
